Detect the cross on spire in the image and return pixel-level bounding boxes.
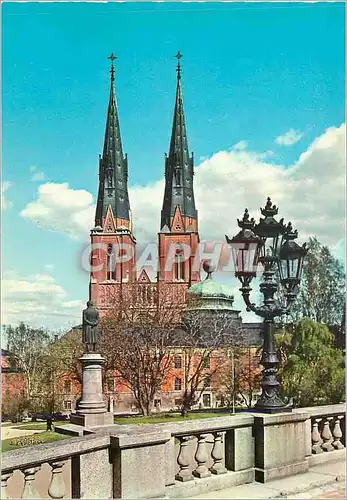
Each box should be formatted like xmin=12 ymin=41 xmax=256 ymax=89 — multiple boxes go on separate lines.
xmin=108 ymin=52 xmax=117 ymax=81
xmin=175 ymin=51 xmax=183 ymax=79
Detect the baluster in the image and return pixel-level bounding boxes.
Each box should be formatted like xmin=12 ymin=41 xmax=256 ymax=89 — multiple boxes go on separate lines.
xmin=48 ymin=461 xmax=66 ymax=499
xmin=332 ymin=416 xmax=345 ymax=450
xmin=210 ymin=432 xmax=226 ymax=475
xmin=1 ymin=471 xmax=13 ymax=499
xmin=193 ymin=434 xmax=211 ymax=479
xmin=321 ymin=417 xmax=334 ymax=452
xmin=21 ymin=466 xmax=41 ymax=499
xmin=175 ymin=436 xmax=193 ymax=482
xmin=311 ymin=418 xmax=323 ymax=454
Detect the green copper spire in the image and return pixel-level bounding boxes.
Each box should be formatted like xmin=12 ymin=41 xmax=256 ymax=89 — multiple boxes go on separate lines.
xmin=95 ymin=54 xmax=130 ymax=227
xmin=161 ymin=52 xmax=197 ymax=229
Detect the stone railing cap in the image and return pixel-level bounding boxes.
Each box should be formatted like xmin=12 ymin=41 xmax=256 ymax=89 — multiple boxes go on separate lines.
xmin=296 ymin=404 xmax=346 ymax=418
xmin=145 ymin=414 xmax=254 ymax=436
xmin=111 ymin=430 xmax=171 ymax=448
xmin=252 ymin=411 xmax=309 ymax=425
xmin=2 ymin=433 xmax=110 ymax=472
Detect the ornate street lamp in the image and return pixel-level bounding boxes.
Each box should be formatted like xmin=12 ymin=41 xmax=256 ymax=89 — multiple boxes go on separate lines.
xmin=226 ymin=197 xmax=308 ymax=413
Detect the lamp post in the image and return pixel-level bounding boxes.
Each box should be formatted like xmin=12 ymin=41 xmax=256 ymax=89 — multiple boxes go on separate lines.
xmin=226 ymin=197 xmax=307 ymax=413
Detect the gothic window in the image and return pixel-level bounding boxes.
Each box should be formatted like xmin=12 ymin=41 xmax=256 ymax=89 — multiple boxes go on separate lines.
xmin=107 ymin=168 xmax=113 ymax=187
xmin=175 ymin=166 xmax=182 ymax=186
xmin=107 ymin=244 xmax=115 ymax=280
xmin=64 ymin=379 xmax=72 ymax=393
xmin=173 ymin=244 xmax=185 ymax=282
xmin=174 ymin=355 xmax=182 ymax=369
xmin=174 ymin=377 xmax=182 ymax=391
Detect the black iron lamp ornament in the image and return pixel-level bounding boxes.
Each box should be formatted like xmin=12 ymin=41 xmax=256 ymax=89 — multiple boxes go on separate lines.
xmin=226 ymin=197 xmax=308 ymax=413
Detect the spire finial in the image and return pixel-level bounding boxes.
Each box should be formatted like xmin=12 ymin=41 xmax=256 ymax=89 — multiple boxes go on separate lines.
xmin=175 ymin=51 xmax=183 ymax=80
xmin=203 ymin=261 xmax=215 ymax=279
xmin=108 ymin=52 xmax=117 ymax=81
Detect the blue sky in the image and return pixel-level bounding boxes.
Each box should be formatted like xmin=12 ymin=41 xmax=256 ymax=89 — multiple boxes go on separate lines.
xmin=2 ymin=2 xmax=345 ymax=329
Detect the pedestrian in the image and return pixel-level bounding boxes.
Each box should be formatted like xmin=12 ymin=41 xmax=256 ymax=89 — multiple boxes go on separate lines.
xmin=46 ymin=415 xmax=53 ymax=432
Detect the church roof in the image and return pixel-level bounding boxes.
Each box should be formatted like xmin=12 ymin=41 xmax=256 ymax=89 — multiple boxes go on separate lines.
xmin=95 ymin=54 xmax=131 ymax=226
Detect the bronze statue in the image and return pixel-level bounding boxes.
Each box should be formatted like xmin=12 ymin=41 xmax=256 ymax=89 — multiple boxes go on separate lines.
xmin=82 ymin=301 xmax=99 ymax=352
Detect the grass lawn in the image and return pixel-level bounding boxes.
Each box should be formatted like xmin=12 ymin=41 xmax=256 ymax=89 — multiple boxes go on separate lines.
xmin=114 ymin=412 xmax=232 ymax=425
xmin=10 ymin=422 xmax=70 ymax=431
xmin=2 ymin=431 xmax=69 ymax=453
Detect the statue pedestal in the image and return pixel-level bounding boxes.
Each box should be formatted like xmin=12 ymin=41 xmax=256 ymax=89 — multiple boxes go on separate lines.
xmin=70 ymin=353 xmax=113 ymax=428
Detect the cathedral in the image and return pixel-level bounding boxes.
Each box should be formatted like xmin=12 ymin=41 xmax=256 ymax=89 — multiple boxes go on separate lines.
xmin=89 ymin=53 xmax=201 ymax=314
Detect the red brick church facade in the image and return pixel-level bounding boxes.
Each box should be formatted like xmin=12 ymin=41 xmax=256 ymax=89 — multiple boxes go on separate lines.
xmin=89 ymin=54 xmax=201 ymax=313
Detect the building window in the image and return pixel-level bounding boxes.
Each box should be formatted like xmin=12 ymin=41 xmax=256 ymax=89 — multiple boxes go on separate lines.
xmin=174 ymin=398 xmax=183 ymax=407
xmin=64 ymin=380 xmax=72 ymax=393
xmin=107 ymin=244 xmax=115 ymax=280
xmin=174 ymin=377 xmax=182 ymax=391
xmin=202 ymin=355 xmax=210 ymax=369
xmin=173 ymin=245 xmax=185 ymax=281
xmin=63 ymin=400 xmax=72 ymax=411
xmin=174 ymin=355 xmax=182 ymax=369
xmin=204 ymin=376 xmax=212 ymax=389
xmin=107 ymin=378 xmax=115 ymax=392
xmin=202 ymin=394 xmax=211 ymax=407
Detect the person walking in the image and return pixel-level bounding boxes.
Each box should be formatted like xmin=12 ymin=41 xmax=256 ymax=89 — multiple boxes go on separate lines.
xmin=46 ymin=415 xmax=54 ymax=432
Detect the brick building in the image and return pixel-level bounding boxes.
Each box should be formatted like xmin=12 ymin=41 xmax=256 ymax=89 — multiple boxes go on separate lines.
xmin=1 ymin=349 xmax=27 ymax=416
xmin=57 ymin=54 xmax=263 ymax=414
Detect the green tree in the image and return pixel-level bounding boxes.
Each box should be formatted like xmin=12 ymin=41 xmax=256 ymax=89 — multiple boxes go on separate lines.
xmin=290 ymin=237 xmax=345 ymax=325
xmin=4 ymin=323 xmax=83 ymax=414
xmin=276 ymin=319 xmax=345 ymax=407
xmin=2 ymin=390 xmax=29 ymax=419
xmin=5 ymin=322 xmax=51 ymax=402
xmin=37 ymin=329 xmax=83 ymax=413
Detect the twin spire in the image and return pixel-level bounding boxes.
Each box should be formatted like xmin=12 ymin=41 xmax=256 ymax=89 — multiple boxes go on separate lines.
xmin=161 ymin=52 xmax=197 ymax=230
xmin=95 ymin=53 xmax=197 ymax=232
xmin=95 ymin=52 xmax=130 ymax=227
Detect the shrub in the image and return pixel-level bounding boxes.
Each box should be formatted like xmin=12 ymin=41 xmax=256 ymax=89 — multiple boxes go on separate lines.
xmin=8 ymin=434 xmax=45 ymax=448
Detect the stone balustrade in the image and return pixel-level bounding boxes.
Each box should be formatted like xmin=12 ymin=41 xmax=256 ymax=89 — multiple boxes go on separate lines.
xmin=297 ymin=404 xmax=346 ymax=466
xmin=2 ymin=404 xmax=346 ymax=499
xmin=1 ymin=433 xmax=112 ymax=499
xmin=160 ymin=414 xmax=255 ymax=497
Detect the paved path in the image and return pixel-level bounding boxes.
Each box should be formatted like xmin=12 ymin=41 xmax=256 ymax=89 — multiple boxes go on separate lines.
xmin=190 ymin=461 xmax=345 ymax=499
xmin=1 ymin=425 xmax=45 ymax=440
xmin=291 ymin=482 xmax=345 ymax=499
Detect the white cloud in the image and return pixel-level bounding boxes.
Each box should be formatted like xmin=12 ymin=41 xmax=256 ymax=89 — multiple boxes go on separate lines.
xmin=21 ymin=124 xmax=345 ymax=251
xmin=20 ymin=182 xmax=95 ymax=241
xmin=1 ymin=181 xmax=13 ymax=211
xmin=11 ymin=123 xmax=346 ymax=327
xmin=275 ymin=128 xmax=303 ymax=146
xmin=30 ymin=165 xmax=45 ymax=181
xmin=1 ymin=272 xmax=85 ymax=330
xmin=232 ymin=140 xmax=248 ymax=150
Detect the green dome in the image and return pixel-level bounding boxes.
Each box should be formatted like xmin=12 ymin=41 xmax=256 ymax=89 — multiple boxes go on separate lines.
xmin=187 ymin=262 xmax=236 ymax=312
xmin=188 ymin=277 xmax=234 ymax=301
